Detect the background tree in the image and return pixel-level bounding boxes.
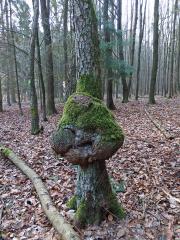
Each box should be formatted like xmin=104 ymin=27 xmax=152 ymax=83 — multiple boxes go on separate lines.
xmin=0 ymin=0 xmax=4 ymax=112
xmin=0 ymin=76 xmax=2 ymax=112
xmin=104 ymin=0 xmax=115 ymax=109
xmin=29 ymin=0 xmax=40 ymax=134
xmin=4 ymin=0 xmax=11 ymax=106
xmin=9 ymin=0 xmax=23 ymax=115
xmin=40 ymin=0 xmax=56 ymax=115
xmin=128 ymin=0 xmax=138 ymax=96
xmin=135 ymin=0 xmax=147 ymax=100
xmin=36 ymin=28 xmax=47 ymax=121
xmin=168 ymin=0 xmax=178 ymax=98
xmin=149 ymin=0 xmax=159 ymax=104
xmin=177 ymin=18 xmax=180 ymax=93
xmin=63 ymin=0 xmax=69 ymax=100
xmin=117 ymin=0 xmax=129 ymax=103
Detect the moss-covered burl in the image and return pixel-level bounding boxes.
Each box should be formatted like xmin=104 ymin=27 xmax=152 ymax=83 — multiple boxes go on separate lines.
xmin=50 ymin=75 xmax=125 ymax=227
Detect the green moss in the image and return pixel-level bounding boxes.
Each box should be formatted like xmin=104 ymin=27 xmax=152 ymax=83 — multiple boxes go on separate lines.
xmin=75 ymin=199 xmax=88 ymax=225
xmin=66 ymin=195 xmax=77 ymax=210
xmin=76 ymin=74 xmax=101 ymax=99
xmin=74 ymin=194 xmax=125 ymax=226
xmin=31 ymin=107 xmax=38 ymax=117
xmin=59 ymin=93 xmax=124 ymax=146
xmin=108 ymin=192 xmax=126 ymax=219
xmin=74 ymin=199 xmax=101 ymax=226
xmin=2 ymin=147 xmax=12 ymax=157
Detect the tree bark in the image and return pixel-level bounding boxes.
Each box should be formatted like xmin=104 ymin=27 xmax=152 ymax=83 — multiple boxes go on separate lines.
xmin=104 ymin=0 xmax=116 ymax=110
xmin=29 ymin=0 xmax=40 ymax=135
xmin=63 ymin=0 xmax=69 ymax=101
xmin=135 ymin=0 xmax=147 ymax=100
xmin=53 ymin=0 xmax=64 ymax=101
xmin=68 ymin=2 xmax=77 ymax=97
xmin=4 ymin=0 xmax=11 ymax=106
xmin=36 ymin=29 xmax=47 ymax=121
xmin=168 ymin=0 xmax=178 ymax=98
xmin=0 ymin=146 xmax=81 ymax=240
xmin=0 ymin=77 xmax=2 ymax=112
xmin=149 ymin=0 xmax=159 ymax=104
xmin=65 ymin=0 xmax=125 ymax=227
xmin=177 ymin=18 xmax=180 ymax=93
xmin=9 ymin=0 xmax=23 ymax=115
xmin=75 ymin=161 xmax=123 ymax=227
xmin=73 ymin=0 xmax=102 ymax=99
xmin=128 ymin=0 xmax=138 ymax=96
xmin=40 ymin=0 xmax=57 ymax=115
xmin=0 ymin=1 xmax=4 ymax=112
xmin=117 ymin=0 xmax=129 ymax=103
xmin=5 ymin=0 xmax=16 ymax=104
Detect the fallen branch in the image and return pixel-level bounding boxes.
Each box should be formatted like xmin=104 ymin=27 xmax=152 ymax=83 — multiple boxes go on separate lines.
xmin=162 ymin=188 xmax=180 ymax=204
xmin=0 ymin=204 xmax=4 ymax=223
xmin=144 ymin=109 xmax=174 ymax=140
xmin=0 ymin=146 xmax=81 ymax=240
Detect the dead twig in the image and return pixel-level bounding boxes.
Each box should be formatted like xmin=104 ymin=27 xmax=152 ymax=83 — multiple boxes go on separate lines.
xmin=144 ymin=109 xmax=174 ymax=140
xmin=162 ymin=188 xmax=180 ymax=204
xmin=0 ymin=204 xmax=4 ymax=223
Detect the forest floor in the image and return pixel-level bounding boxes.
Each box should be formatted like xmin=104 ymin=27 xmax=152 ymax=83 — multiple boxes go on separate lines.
xmin=0 ymin=96 xmax=179 ymax=240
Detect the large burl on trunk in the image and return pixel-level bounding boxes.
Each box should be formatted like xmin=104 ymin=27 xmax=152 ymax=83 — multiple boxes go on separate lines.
xmin=50 ymin=76 xmax=125 ymax=227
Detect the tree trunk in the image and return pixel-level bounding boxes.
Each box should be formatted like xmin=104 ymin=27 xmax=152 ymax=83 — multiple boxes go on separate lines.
xmin=162 ymin=41 xmax=167 ymax=96
xmin=29 ymin=0 xmax=40 ymax=135
xmin=9 ymin=0 xmax=23 ymax=115
xmin=5 ymin=0 xmax=11 ymax=106
xmin=5 ymin=0 xmax=16 ymax=104
xmin=177 ymin=18 xmax=180 ymax=93
xmin=75 ymin=161 xmax=124 ymax=227
xmin=68 ymin=2 xmax=77 ymax=97
xmin=0 ymin=1 xmax=4 ymax=112
xmin=149 ymin=0 xmax=159 ymax=104
xmin=40 ymin=0 xmax=57 ymax=115
xmin=53 ymin=0 xmax=64 ymax=101
xmin=117 ymin=0 xmax=129 ymax=103
xmin=63 ymin=0 xmax=69 ymax=100
xmin=68 ymin=0 xmax=124 ymax=226
xmin=135 ymin=0 xmax=146 ymax=100
xmin=104 ymin=0 xmax=115 ymax=110
xmin=73 ymin=0 xmax=102 ymax=99
xmin=128 ymin=0 xmax=138 ymax=96
xmin=0 ymin=77 xmax=2 ymax=112
xmin=36 ymin=29 xmax=47 ymax=121
xmin=168 ymin=0 xmax=178 ymax=98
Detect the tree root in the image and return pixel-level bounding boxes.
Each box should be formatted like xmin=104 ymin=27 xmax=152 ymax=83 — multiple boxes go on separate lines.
xmin=0 ymin=145 xmax=81 ymax=240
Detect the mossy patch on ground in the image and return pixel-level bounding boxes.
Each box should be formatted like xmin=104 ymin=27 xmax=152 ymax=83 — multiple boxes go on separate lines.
xmin=0 ymin=147 xmax=12 ymax=157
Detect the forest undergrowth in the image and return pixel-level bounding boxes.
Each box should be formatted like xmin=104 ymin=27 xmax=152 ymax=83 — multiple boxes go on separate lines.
xmin=0 ymin=97 xmax=179 ymax=240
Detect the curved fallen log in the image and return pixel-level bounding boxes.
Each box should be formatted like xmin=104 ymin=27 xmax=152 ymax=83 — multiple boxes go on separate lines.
xmin=145 ymin=109 xmax=174 ymax=140
xmin=0 ymin=146 xmax=81 ymax=240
